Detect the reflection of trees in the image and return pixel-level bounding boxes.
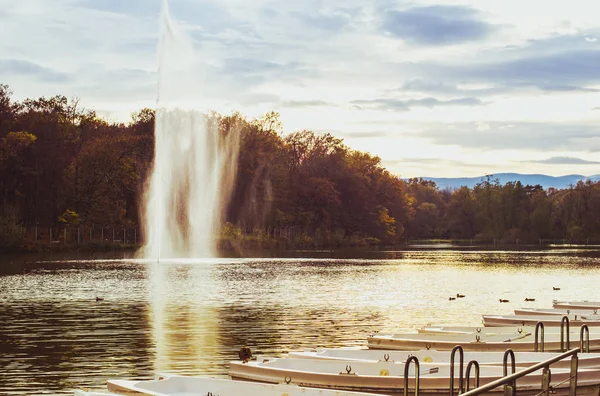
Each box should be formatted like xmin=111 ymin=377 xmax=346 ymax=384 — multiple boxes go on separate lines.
xmin=0 ymin=301 xmax=153 ymax=394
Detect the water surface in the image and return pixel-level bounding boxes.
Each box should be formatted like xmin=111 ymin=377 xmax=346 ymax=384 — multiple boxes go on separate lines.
xmin=1 ymin=249 xmax=599 ymax=395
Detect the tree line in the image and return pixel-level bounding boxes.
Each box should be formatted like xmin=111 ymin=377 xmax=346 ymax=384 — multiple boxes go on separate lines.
xmin=1 ymin=83 xmax=599 ymax=250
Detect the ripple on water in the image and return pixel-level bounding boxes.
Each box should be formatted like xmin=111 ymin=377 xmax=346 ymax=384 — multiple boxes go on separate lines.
xmin=1 ymin=250 xmax=600 ymax=394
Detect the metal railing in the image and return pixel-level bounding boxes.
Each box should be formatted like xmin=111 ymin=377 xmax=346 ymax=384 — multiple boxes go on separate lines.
xmin=450 ymin=346 xmax=465 ymax=396
xmin=503 ymin=350 xmax=517 ymax=396
xmin=460 ymin=348 xmax=580 ymax=396
xmin=465 ymin=360 xmax=480 ymax=391
xmin=535 ymin=320 xmax=591 ymax=353
xmin=561 ymin=316 xmax=571 ymax=352
xmin=580 ymin=325 xmax=590 ymax=353
xmin=404 ymin=355 xmax=420 ymax=396
xmin=403 ymin=323 xmax=592 ymax=396
xmin=535 ymin=322 xmax=545 ymax=352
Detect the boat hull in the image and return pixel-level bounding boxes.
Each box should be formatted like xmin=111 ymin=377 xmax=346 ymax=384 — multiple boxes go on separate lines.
xmin=107 ymin=375 xmax=381 ymax=396
xmin=419 ymin=326 xmax=579 ymax=335
xmin=554 ymin=302 xmax=600 ymax=310
xmin=231 ymin=376 xmax=600 ymax=396
xmin=287 ymin=349 xmax=600 ymax=369
xmin=230 ymin=359 xmax=600 ymax=396
xmin=367 ymin=334 xmax=600 ymax=352
xmin=483 ymin=314 xmax=600 ymax=327
xmin=514 ymin=309 xmax=600 ymax=316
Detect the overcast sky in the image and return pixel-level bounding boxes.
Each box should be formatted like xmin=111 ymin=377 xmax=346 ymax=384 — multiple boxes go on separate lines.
xmin=1 ymin=0 xmax=599 ymax=177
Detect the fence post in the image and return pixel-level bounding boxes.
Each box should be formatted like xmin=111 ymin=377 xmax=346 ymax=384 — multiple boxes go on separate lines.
xmin=569 ymin=353 xmax=578 ymax=396
xmin=541 ymin=366 xmax=551 ymax=396
xmin=503 ymin=349 xmax=516 ymax=396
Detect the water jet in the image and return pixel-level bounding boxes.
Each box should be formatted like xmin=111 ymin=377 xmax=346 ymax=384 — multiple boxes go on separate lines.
xmin=139 ymin=0 xmax=239 ymax=260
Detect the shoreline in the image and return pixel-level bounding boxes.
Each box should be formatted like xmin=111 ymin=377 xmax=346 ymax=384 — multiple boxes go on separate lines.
xmin=4 ymin=238 xmax=600 ymax=255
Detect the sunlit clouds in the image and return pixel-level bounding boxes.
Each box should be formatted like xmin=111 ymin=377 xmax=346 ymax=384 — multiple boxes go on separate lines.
xmin=1 ymin=0 xmax=599 ymax=177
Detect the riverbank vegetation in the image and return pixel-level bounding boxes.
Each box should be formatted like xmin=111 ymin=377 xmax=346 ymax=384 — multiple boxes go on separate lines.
xmin=1 ymin=83 xmax=600 ymax=251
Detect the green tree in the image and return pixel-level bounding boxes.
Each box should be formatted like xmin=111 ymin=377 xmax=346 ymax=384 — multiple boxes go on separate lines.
xmin=445 ymin=186 xmax=478 ymax=239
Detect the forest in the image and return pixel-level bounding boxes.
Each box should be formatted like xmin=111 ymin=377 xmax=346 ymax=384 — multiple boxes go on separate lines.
xmin=1 ymin=83 xmax=599 ymax=251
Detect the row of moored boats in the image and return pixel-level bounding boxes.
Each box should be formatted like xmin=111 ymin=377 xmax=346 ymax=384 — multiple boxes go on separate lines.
xmin=76 ymin=300 xmax=600 ymax=396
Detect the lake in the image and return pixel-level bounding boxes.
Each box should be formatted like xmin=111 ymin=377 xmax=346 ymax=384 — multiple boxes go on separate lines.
xmin=1 ymin=248 xmax=600 ymax=395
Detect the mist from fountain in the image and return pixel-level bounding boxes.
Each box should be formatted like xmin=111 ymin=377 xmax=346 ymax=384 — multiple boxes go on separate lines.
xmin=139 ymin=0 xmax=239 ymax=260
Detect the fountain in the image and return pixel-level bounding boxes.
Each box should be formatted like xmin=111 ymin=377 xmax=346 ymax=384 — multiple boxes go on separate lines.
xmin=139 ymin=0 xmax=239 ymax=259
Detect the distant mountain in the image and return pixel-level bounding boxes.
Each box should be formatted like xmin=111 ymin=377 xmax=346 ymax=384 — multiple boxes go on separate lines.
xmin=422 ymin=173 xmax=600 ymax=190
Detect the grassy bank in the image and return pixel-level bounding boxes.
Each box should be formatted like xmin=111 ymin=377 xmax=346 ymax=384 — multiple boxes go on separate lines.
xmin=5 ymin=236 xmax=600 ymax=255
xmin=14 ymin=242 xmax=142 ymax=253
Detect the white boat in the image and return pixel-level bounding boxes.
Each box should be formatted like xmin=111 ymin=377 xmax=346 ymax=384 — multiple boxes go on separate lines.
xmin=74 ymin=391 xmax=117 ymax=396
xmin=287 ymin=348 xmax=600 ymax=369
xmin=418 ymin=326 xmax=564 ymax=335
xmin=482 ymin=314 xmax=600 ymax=327
xmin=367 ymin=332 xmax=600 ymax=352
xmin=554 ymin=301 xmax=600 ymax=310
xmin=514 ymin=308 xmax=600 ymax=316
xmin=107 ymin=374 xmax=381 ymax=396
xmin=230 ymin=357 xmax=600 ymax=396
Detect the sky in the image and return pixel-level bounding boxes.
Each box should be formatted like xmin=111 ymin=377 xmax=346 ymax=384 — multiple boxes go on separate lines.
xmin=1 ymin=0 xmax=599 ymax=178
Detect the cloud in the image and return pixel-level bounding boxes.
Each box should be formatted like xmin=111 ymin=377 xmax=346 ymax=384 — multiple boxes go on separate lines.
xmin=79 ymin=0 xmax=259 ymax=38
xmin=0 ymin=59 xmax=70 ymax=83
xmin=235 ymin=93 xmax=281 ymax=106
xmin=396 ymin=79 xmax=599 ymax=98
xmin=408 ymin=121 xmax=600 ymax=151
xmin=2 ymin=0 xmax=600 ymax=182
xmin=526 ymin=157 xmax=600 ymax=165
xmin=515 ymin=34 xmax=598 ymax=57
xmin=537 ymin=84 xmax=600 ymax=93
xmin=469 ymin=50 xmax=600 ymax=87
xmin=337 ymin=130 xmax=390 ymax=139
xmin=289 ymin=9 xmax=352 ymax=33
xmin=280 ymin=100 xmax=332 ymax=108
xmin=77 ymin=0 xmax=160 ymax=17
xmin=396 ymin=34 xmax=600 ymax=93
xmin=220 ymin=58 xmax=318 ymax=86
xmin=593 ymin=107 xmax=600 ymax=110
xmin=225 ymin=95 xmax=333 ymax=109
xmin=351 ymin=96 xmax=485 ymax=111
xmin=74 ymin=67 xmax=155 ymax=100
xmin=382 ymin=157 xmax=498 ymax=179
xmin=399 ymin=79 xmax=465 ymax=95
xmin=385 ymin=158 xmax=486 ymax=168
xmin=380 ymin=5 xmax=494 ymax=45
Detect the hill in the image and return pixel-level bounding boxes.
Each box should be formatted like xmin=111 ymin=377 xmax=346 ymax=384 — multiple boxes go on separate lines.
xmin=423 ymin=173 xmax=600 ymax=190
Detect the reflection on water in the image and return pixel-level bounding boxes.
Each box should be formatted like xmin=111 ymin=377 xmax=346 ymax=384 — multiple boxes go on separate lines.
xmin=1 ymin=250 xmax=600 ymax=395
